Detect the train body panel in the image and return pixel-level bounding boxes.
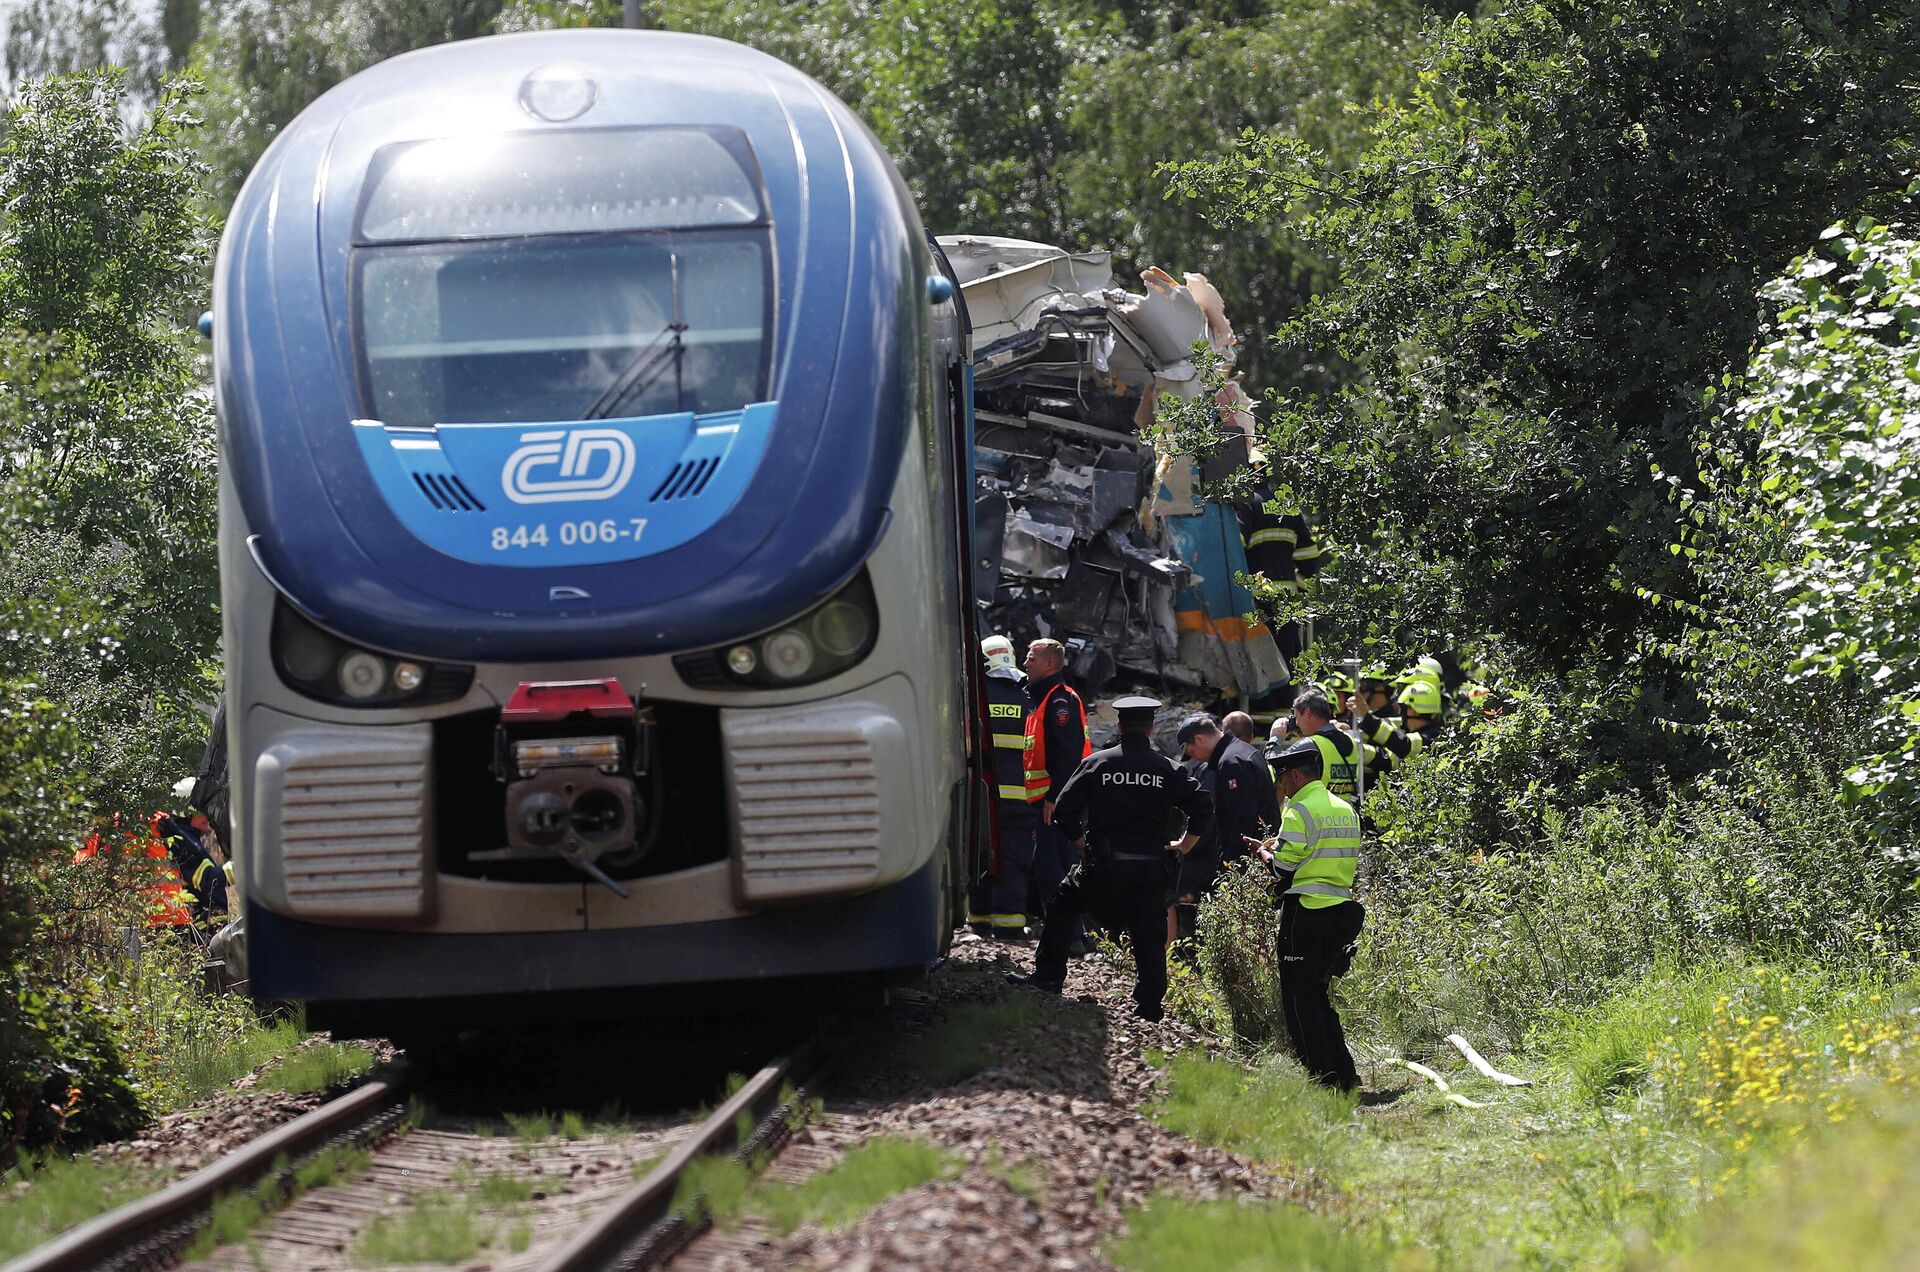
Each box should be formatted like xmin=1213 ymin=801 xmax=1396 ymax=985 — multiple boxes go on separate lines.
xmin=215 ymin=29 xmax=973 ymax=1021
xmin=215 ymin=29 xmax=928 ymax=662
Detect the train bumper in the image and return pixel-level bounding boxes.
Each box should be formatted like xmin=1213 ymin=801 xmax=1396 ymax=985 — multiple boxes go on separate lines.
xmin=247 ymin=852 xmax=944 ymax=1006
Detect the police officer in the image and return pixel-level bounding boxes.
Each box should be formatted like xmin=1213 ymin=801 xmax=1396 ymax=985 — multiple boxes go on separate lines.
xmin=1255 ymin=739 xmax=1365 ymax=1092
xmin=1021 ymin=638 xmax=1090 ymax=923
xmin=1010 ymin=696 xmax=1213 ymax=1021
xmin=1288 ymin=684 xmax=1372 ymax=804
xmin=976 ymin=635 xmax=1038 ymax=939
xmin=1176 ymin=713 xmax=1279 ymax=867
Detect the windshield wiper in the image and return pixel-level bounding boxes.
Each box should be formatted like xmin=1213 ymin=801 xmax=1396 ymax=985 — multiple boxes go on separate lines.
xmin=582 ymin=320 xmax=687 ymax=421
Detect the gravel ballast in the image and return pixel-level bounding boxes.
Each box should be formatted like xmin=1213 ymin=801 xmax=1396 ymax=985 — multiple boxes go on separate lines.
xmin=679 ymin=934 xmax=1296 ymax=1271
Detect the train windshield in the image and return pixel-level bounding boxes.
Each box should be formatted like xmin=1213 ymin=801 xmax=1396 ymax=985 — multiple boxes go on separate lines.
xmin=352 ymin=128 xmax=772 ymax=427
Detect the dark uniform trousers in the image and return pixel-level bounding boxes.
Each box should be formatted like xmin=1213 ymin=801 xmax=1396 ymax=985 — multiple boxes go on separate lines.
xmin=1033 ymin=733 xmax=1212 ymax=1013
xmin=1277 ymin=897 xmax=1365 ymax=1091
xmin=1033 ymin=854 xmax=1174 ymax=1012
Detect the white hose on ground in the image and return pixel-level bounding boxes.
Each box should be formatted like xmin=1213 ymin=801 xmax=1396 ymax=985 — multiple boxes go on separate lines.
xmin=1445 ymin=1034 xmax=1533 ymax=1086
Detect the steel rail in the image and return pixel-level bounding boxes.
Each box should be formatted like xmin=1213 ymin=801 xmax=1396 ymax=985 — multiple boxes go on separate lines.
xmin=539 ymin=1042 xmax=819 ymax=1272
xmin=4 ymin=1075 xmax=411 ymax=1272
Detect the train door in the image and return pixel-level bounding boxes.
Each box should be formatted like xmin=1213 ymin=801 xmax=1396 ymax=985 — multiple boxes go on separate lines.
xmin=928 ymin=233 xmax=993 ymax=932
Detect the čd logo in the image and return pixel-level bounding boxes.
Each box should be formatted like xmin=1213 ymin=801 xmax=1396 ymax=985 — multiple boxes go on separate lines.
xmin=502 ymin=428 xmax=637 ymax=504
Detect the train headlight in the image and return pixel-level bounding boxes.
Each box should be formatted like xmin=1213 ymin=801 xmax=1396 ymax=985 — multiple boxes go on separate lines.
xmin=272 ymin=602 xmax=475 ymax=708
xmin=672 ymin=571 xmax=880 ymax=691
xmin=812 ymin=602 xmax=870 ymax=658
xmin=337 ymin=652 xmax=388 ymax=699
xmin=762 ymin=630 xmax=815 ymax=681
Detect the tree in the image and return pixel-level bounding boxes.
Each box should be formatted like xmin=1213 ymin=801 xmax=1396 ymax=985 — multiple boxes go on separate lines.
xmin=1061 ymin=0 xmax=1430 ymax=389
xmin=3 ymin=0 xmax=162 ymax=99
xmin=0 ymin=71 xmax=220 ymax=1153
xmin=1677 ymin=196 xmax=1920 ymax=840
xmin=192 ymin=0 xmax=508 ymax=202
xmin=1166 ymin=0 xmax=1920 ymax=677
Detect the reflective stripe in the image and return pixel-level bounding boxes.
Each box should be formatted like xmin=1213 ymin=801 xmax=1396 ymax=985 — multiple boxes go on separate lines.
xmin=992 ymin=733 xmax=1025 ymax=749
xmin=992 ymin=913 xmax=1027 ymax=928
xmin=1247 ymin=528 xmax=1297 ymax=547
xmin=1023 ymin=682 xmax=1090 ymax=801
xmin=1307 ymin=846 xmax=1359 ymax=859
xmin=997 ymin=784 xmax=1029 ymax=801
xmin=1286 ymin=882 xmax=1354 ymax=899
xmin=1278 ymin=830 xmax=1309 ymax=844
xmin=1293 ymin=543 xmax=1326 ymax=561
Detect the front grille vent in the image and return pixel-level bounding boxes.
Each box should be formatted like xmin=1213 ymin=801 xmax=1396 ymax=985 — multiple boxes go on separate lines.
xmin=727 ymin=731 xmax=881 ymax=902
xmin=258 ymin=728 xmax=433 ymax=920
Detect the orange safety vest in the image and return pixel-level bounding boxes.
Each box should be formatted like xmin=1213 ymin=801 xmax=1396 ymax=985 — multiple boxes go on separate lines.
xmin=1023 ymin=680 xmax=1091 ymax=802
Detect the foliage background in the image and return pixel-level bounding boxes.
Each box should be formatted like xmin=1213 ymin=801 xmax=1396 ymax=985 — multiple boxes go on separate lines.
xmin=0 ymin=0 xmax=1915 ymax=1234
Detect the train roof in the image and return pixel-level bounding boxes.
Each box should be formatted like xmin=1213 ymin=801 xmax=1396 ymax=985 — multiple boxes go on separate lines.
xmin=214 ymin=30 xmax=929 ymax=662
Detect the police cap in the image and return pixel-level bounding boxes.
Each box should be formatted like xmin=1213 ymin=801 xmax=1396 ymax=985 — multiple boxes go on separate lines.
xmin=1266 ymin=737 xmax=1323 ymax=775
xmin=1113 ymin=695 xmax=1161 ymax=727
xmin=1175 ymin=712 xmax=1219 ymax=745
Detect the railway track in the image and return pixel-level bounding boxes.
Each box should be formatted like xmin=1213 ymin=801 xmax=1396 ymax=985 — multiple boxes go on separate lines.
xmin=6 ymin=1043 xmax=820 ymax=1272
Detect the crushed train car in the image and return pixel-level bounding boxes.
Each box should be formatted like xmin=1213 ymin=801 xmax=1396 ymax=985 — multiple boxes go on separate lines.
xmin=941 ymin=235 xmax=1292 ymax=706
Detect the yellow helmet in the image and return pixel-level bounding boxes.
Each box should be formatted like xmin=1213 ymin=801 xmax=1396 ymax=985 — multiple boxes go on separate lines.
xmin=1398 ymin=679 xmax=1444 ymax=718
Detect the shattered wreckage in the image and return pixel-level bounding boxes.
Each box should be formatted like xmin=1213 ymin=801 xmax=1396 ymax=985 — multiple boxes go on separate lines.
xmin=943 ymin=235 xmax=1292 ymax=720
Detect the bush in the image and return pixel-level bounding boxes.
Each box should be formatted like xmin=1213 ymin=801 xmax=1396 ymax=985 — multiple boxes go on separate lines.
xmin=1180 ymin=672 xmax=1917 ymax=1061
xmin=0 ymin=983 xmax=144 ymax=1153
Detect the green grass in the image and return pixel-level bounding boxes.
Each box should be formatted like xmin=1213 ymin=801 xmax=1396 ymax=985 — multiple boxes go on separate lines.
xmin=1123 ymin=957 xmax=1920 ymax=1271
xmin=1108 ymin=1197 xmax=1387 ymax=1272
xmin=1670 ymin=1086 xmax=1920 ymax=1270
xmin=983 ymin=1147 xmax=1046 ymax=1203
xmin=169 ymin=1017 xmax=306 ymax=1104
xmin=668 ymin=1153 xmax=757 ymax=1224
xmin=505 ymin=1108 xmax=590 ymax=1142
xmin=181 ymin=1143 xmax=371 ymax=1262
xmin=1148 ymin=1051 xmax=1358 ymax=1180
xmin=350 ymin=1172 xmax=544 ymax=1265
xmin=671 ymin=1137 xmax=960 ymax=1236
xmin=755 ymin=1138 xmax=960 ymax=1235
xmin=0 ymin=1155 xmax=164 ymax=1261
xmin=352 ymin=1193 xmax=497 ymax=1264
xmin=258 ymin=1040 xmax=376 ymax=1094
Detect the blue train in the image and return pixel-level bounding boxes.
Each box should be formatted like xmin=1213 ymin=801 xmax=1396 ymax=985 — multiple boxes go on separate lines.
xmin=211 ymin=29 xmax=986 ymax=1034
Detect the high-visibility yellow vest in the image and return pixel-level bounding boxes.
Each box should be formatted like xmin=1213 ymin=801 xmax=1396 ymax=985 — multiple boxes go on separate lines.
xmin=1274 ymin=779 xmax=1361 ymax=908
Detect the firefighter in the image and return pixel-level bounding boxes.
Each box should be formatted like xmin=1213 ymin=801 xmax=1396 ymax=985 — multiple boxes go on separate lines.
xmin=975 ymin=635 xmax=1038 ymax=939
xmin=1254 ymin=738 xmax=1365 ymax=1092
xmin=1356 ymin=664 xmax=1397 ymax=723
xmin=1362 ymin=679 xmax=1446 ymax=777
xmin=1010 ymin=696 xmax=1213 ymax=1021
xmin=1021 ymin=638 xmax=1090 ymax=926
xmin=157 ymin=813 xmax=227 ymax=923
xmin=1236 ymin=488 xmax=1327 ymax=668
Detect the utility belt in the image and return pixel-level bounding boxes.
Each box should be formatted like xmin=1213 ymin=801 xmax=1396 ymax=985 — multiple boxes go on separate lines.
xmin=1091 ymin=837 xmax=1179 ymax=871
